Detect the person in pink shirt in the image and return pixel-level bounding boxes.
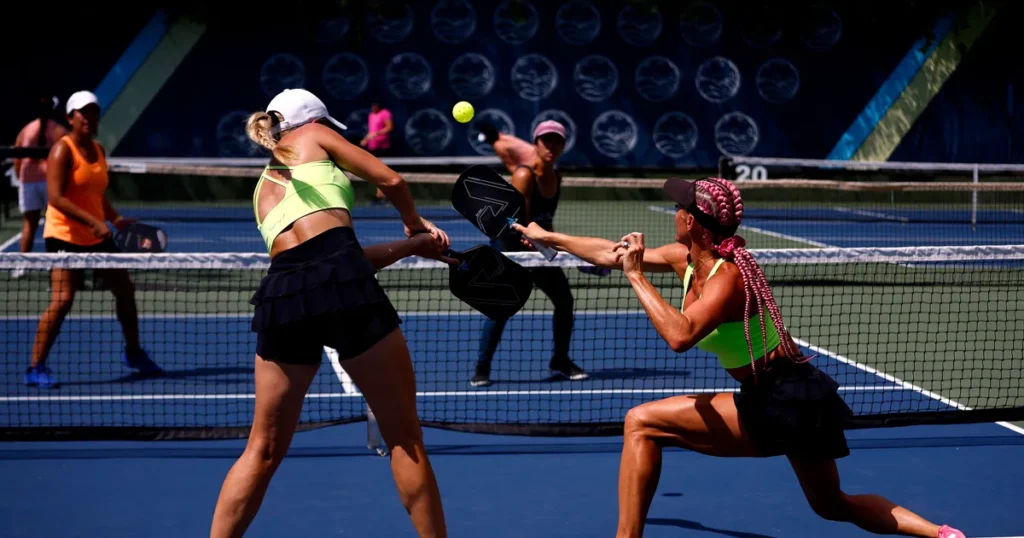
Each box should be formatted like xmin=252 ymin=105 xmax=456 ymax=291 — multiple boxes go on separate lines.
xmin=361 ymin=103 xmax=394 ymax=204
xmin=478 ymin=123 xmax=537 ymax=174
xmin=11 ymin=95 xmax=68 ymax=278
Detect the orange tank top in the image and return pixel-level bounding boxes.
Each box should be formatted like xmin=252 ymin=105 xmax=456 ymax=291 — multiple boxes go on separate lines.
xmin=43 ymin=135 xmax=109 ymax=246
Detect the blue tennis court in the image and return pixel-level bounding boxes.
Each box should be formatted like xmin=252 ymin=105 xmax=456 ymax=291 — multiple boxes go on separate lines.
xmin=2 ymin=200 xmax=1022 ymax=537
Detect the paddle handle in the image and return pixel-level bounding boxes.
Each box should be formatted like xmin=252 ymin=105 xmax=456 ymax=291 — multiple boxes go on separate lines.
xmin=530 ymin=240 xmax=558 ymax=262
xmin=506 ymin=217 xmax=557 ymax=261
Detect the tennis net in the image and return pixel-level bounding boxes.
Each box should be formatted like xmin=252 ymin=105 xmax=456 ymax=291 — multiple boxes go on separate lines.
xmin=1 ymin=245 xmax=1021 ymax=441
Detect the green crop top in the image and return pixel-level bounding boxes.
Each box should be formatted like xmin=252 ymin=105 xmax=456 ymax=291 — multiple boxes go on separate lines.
xmin=253 ymin=160 xmax=355 ymax=252
xmin=681 ymin=258 xmax=781 ymax=369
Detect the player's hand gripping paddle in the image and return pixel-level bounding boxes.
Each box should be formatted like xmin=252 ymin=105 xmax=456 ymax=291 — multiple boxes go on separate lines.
xmin=451 ymin=165 xmax=558 ymax=261
xmin=447 ymin=245 xmax=532 ymax=320
xmin=114 ymin=222 xmax=168 ymax=253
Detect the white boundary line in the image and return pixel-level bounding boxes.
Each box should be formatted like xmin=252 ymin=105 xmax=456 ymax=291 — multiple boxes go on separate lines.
xmin=835 ymin=206 xmax=911 ymax=223
xmin=0 ymin=385 xmax=906 ymax=402
xmin=0 ymin=231 xmax=22 ymax=252
xmin=647 ymin=205 xmax=831 ymax=248
xmin=324 ymin=347 xmax=356 ymax=395
xmin=793 ymin=337 xmax=1024 ymax=437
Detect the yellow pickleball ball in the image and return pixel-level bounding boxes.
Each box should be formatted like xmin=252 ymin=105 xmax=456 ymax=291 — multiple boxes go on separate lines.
xmin=452 ymin=101 xmax=475 ymax=123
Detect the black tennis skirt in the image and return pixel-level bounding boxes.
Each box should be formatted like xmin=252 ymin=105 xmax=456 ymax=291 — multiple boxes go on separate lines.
xmin=734 ymin=359 xmax=853 ymax=461
xmin=249 ymin=227 xmax=401 ymax=364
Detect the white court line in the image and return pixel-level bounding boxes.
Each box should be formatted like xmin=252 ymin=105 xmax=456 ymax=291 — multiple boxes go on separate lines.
xmin=1 ymin=217 xmax=45 ymax=252
xmin=0 ymin=385 xmax=905 ymax=402
xmin=0 ymin=230 xmax=23 ymax=252
xmin=324 ymin=347 xmax=357 ymax=394
xmin=835 ymin=207 xmax=911 ymax=223
xmin=793 ymin=337 xmax=1024 ymax=437
xmin=647 ymin=205 xmax=831 ymax=248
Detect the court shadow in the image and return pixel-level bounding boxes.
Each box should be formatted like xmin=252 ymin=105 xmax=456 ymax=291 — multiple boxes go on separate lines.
xmin=583 ymin=368 xmax=693 ymax=381
xmin=57 ymin=366 xmax=251 ymax=386
xmin=646 ymin=518 xmax=776 ymax=538
xmin=481 ymin=368 xmax=694 ymax=387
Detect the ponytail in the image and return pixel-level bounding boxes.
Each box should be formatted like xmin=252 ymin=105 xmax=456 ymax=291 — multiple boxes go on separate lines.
xmin=245 ymin=112 xmax=297 ymax=162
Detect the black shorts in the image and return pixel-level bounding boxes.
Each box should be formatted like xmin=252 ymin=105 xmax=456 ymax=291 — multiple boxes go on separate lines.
xmin=44 ymin=236 xmax=121 ymax=290
xmin=734 ymin=359 xmax=853 ymax=461
xmin=249 ymin=227 xmax=402 ymax=365
xmin=45 ymin=236 xmax=119 ymax=254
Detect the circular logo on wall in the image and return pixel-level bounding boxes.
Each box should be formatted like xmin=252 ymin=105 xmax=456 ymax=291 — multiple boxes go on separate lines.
xmin=531 ymin=110 xmax=577 ymax=154
xmin=591 ymin=110 xmax=638 ymax=158
xmin=653 ymin=112 xmax=698 ymax=159
xmin=695 ymin=56 xmax=741 ymax=103
xmin=510 ymin=54 xmax=558 ymax=101
xmin=493 ymin=0 xmax=539 ymax=44
xmin=573 ymin=55 xmax=618 ymax=102
xmin=756 ymin=59 xmax=800 ymax=104
xmin=617 ymin=2 xmax=662 ymax=47
xmin=467 ymin=109 xmax=516 ymax=156
xmin=368 ymin=2 xmax=415 ymax=44
xmin=431 ymin=0 xmax=476 ymax=44
xmin=449 ymin=53 xmax=496 ymax=100
xmin=386 ymin=53 xmax=433 ymax=100
xmin=556 ymin=0 xmax=601 ymax=45
xmin=260 ymin=54 xmax=306 ymax=98
xmin=322 ymin=53 xmax=369 ymax=101
xmin=680 ymin=2 xmax=722 ymax=48
xmin=714 ymin=112 xmax=759 ymax=156
xmin=635 ymin=56 xmax=680 ymax=103
xmin=405 ymin=109 xmax=453 ymax=156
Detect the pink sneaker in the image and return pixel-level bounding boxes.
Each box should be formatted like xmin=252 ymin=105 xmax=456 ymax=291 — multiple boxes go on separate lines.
xmin=938 ymin=525 xmax=965 ymax=538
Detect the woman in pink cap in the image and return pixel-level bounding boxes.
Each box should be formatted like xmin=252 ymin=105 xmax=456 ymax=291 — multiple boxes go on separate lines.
xmin=471 ymin=120 xmax=589 ymax=387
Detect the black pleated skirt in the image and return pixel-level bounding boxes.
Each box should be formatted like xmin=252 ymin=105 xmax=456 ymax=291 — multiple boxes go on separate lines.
xmin=249 ymin=227 xmax=401 ymax=364
xmin=734 ymin=359 xmax=853 ymax=460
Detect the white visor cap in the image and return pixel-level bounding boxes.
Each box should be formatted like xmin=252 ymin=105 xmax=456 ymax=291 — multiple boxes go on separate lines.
xmin=266 ymin=89 xmax=346 ymax=134
xmin=66 ymin=91 xmax=99 ymax=114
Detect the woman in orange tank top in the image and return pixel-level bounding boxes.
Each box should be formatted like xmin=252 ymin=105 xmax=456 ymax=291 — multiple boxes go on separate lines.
xmin=24 ymin=91 xmax=163 ymax=389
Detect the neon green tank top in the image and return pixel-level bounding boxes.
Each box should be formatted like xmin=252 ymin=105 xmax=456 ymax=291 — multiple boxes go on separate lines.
xmin=681 ymin=258 xmax=781 ymax=369
xmin=253 ymin=160 xmax=355 ymax=252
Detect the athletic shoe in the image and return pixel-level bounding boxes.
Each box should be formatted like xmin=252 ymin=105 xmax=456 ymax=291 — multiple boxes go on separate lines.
xmin=123 ymin=348 xmax=163 ymax=375
xmin=550 ymin=358 xmax=589 ymax=381
xmin=471 ymin=362 xmax=491 ymax=387
xmin=25 ymin=365 xmax=57 ymax=388
xmin=938 ymin=525 xmax=966 ymax=538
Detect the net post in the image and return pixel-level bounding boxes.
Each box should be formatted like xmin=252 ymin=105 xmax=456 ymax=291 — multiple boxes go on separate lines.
xmin=971 ymin=164 xmax=979 ymax=230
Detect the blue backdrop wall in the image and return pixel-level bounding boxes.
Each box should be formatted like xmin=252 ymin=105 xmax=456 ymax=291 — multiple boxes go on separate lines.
xmin=49 ymin=1 xmax=1022 ymax=167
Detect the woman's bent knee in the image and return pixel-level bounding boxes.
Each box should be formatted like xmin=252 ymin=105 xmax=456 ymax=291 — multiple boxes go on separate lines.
xmin=624 ymin=405 xmax=654 ymax=436
xmin=807 ymin=493 xmax=848 ymax=522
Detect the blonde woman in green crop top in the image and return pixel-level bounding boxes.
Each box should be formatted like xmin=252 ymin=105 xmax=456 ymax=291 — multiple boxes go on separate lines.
xmin=513 ymin=178 xmax=965 ymax=538
xmin=210 ymin=89 xmax=453 ymax=538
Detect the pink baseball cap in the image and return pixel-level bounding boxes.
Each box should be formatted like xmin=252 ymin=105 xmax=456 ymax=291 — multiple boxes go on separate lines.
xmin=533 ymin=120 xmax=566 ymax=141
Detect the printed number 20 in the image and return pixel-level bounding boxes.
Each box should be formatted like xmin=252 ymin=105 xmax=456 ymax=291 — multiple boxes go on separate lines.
xmin=735 ymin=165 xmax=767 ymax=180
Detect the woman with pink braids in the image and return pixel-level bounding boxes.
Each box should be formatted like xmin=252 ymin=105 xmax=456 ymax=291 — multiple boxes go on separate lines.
xmin=512 ymin=177 xmax=965 ymax=538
